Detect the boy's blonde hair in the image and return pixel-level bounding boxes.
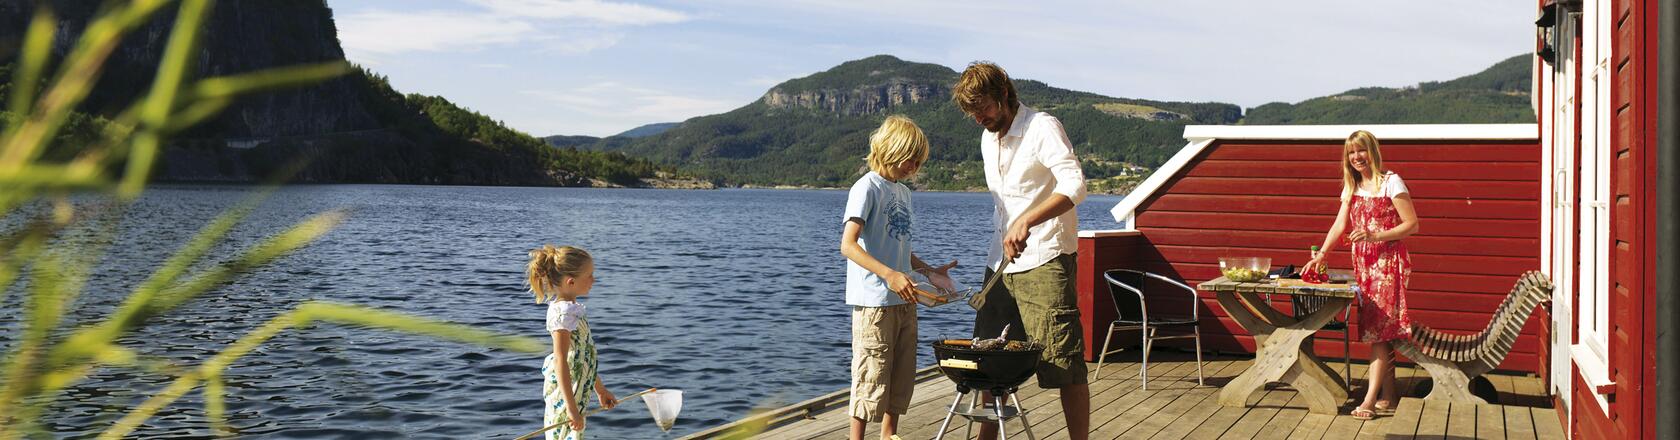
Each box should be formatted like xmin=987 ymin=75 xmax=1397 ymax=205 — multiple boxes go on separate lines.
xmin=1342 ymin=130 xmax=1387 ymax=195
xmin=951 ymin=61 xmax=1019 ymax=117
xmin=866 ymin=115 xmax=929 ymax=181
xmin=526 ymin=245 xmax=592 ymax=303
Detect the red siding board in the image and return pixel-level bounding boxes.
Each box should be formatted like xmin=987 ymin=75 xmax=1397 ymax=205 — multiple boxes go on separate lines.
xmin=1146 ymin=194 xmax=1541 ymax=220
xmin=1202 ymin=142 xmax=1539 ymax=162
xmin=1186 ymin=160 xmax=1538 ymax=181
xmin=1136 ymin=211 xmax=1539 ymax=238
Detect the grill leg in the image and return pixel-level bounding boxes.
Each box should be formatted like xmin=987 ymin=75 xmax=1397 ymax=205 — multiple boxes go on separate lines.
xmin=1012 ymin=393 xmax=1036 ymax=440
xmin=994 ymin=395 xmax=1009 ymax=440
xmin=934 ymin=390 xmax=965 ymax=440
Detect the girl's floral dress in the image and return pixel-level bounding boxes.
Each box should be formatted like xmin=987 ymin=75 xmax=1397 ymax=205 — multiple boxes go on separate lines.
xmin=1349 ymin=172 xmax=1415 ymax=343
xmin=543 ymin=301 xmax=597 ymax=440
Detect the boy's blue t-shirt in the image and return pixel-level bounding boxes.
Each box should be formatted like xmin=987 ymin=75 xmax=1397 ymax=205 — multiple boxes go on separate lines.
xmin=843 ymin=171 xmax=914 ymax=307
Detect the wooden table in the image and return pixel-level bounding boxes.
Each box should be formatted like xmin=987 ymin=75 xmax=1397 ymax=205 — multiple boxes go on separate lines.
xmin=1198 ymin=276 xmax=1358 ymax=415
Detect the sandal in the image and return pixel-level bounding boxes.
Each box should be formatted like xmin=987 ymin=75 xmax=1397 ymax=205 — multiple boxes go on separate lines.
xmin=1374 ymin=398 xmax=1399 ymax=412
xmin=1350 ymin=407 xmax=1377 ymax=420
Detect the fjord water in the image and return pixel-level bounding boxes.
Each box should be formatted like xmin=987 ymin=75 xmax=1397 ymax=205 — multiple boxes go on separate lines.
xmin=7 ymin=185 xmax=1123 ymax=439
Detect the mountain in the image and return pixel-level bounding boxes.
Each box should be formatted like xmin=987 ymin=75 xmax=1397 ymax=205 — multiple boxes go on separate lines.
xmin=579 ymin=55 xmax=1241 ymax=191
xmin=0 ymin=1 xmax=694 ymax=188
xmin=1243 ymin=55 xmax=1536 ymax=124
xmin=616 ymin=122 xmax=680 ymax=138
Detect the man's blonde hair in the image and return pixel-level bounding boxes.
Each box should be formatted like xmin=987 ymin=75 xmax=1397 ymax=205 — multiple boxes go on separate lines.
xmin=867 ymin=115 xmax=930 ymax=181
xmin=1342 ymin=130 xmax=1387 ymax=195
xmin=526 ymin=245 xmax=592 ymax=303
xmin=951 ymin=61 xmax=1018 ymax=117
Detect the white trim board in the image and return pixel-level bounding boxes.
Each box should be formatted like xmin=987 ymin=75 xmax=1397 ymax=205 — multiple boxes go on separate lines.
xmin=1109 ymin=124 xmax=1541 ymax=223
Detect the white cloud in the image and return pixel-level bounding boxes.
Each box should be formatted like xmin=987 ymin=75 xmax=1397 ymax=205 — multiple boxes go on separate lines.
xmin=336 ymin=1 xmax=686 ymax=59
xmin=338 ymin=10 xmax=533 ymax=56
xmin=466 ymin=0 xmax=689 ymax=25
xmin=520 ymin=82 xmax=740 ymax=134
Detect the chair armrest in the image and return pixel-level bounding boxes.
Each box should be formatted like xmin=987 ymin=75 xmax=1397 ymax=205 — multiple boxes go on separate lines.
xmin=1141 ymin=271 xmax=1199 ymax=320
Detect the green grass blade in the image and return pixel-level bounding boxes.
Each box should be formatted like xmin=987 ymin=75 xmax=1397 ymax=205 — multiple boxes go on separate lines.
xmin=4 ymin=5 xmax=56 ymax=123
xmin=50 ymin=210 xmax=344 ymax=369
xmin=0 ymin=0 xmax=176 ymax=173
xmin=121 ymin=0 xmax=216 ymax=199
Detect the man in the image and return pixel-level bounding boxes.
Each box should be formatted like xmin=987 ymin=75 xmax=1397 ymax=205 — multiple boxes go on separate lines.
xmin=953 ymin=61 xmax=1090 ymax=440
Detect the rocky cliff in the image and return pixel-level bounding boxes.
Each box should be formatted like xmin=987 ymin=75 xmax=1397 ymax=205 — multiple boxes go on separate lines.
xmin=1 ymin=1 xmax=684 ymax=187
xmin=762 ymin=80 xmax=945 ymax=115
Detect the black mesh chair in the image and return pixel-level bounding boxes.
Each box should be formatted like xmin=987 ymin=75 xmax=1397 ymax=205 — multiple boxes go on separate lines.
xmin=1291 ymin=292 xmax=1357 ymax=391
xmin=1091 ymin=269 xmax=1204 ymax=389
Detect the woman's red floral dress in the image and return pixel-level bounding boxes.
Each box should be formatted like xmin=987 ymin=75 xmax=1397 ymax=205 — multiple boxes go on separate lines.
xmin=1351 ymin=178 xmax=1414 ymax=343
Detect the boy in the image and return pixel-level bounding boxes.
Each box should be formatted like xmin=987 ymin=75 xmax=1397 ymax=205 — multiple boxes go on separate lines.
xmin=839 ymin=115 xmax=954 ymax=440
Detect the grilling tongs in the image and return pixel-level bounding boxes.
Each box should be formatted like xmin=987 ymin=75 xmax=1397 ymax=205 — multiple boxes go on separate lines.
xmin=966 ymin=254 xmax=1012 ymax=311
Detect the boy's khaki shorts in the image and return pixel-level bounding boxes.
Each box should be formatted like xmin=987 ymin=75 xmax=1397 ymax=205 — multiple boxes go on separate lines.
xmin=973 ymin=253 xmax=1089 ymax=388
xmin=850 ymin=303 xmax=917 ymax=421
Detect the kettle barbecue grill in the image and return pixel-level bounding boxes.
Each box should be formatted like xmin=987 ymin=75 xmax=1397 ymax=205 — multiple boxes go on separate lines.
xmin=930 ymin=340 xmax=1042 ymax=440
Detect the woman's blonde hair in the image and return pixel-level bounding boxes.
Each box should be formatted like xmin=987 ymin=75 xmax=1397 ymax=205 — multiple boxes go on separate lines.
xmin=526 ymin=245 xmax=592 ymax=303
xmin=866 ymin=115 xmax=930 ymax=181
xmin=951 ymin=61 xmax=1018 ymax=117
xmin=1342 ymin=130 xmax=1387 ymax=195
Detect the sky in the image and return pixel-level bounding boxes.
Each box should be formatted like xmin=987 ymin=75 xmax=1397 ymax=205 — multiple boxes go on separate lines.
xmin=325 ymin=0 xmax=1538 ymax=138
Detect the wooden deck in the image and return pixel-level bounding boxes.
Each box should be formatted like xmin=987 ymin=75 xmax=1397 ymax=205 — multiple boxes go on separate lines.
xmin=683 ymin=351 xmax=1564 ymax=439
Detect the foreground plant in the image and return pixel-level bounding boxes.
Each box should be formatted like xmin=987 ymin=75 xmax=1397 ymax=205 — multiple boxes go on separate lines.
xmin=0 ymin=2 xmax=543 ymax=438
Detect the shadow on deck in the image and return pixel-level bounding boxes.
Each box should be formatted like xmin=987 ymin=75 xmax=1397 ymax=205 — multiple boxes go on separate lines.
xmin=681 ymin=350 xmax=1564 ymax=439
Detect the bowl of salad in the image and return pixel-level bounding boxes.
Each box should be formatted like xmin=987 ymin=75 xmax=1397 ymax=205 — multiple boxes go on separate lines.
xmin=1218 ymin=257 xmax=1271 ymax=282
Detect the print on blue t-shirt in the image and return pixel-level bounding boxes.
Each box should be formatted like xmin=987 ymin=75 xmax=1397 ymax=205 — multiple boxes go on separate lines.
xmin=885 ymin=198 xmax=912 ymax=241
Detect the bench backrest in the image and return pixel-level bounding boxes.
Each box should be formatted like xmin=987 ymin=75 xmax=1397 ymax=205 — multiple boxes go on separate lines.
xmin=1410 ymin=271 xmax=1553 ymax=370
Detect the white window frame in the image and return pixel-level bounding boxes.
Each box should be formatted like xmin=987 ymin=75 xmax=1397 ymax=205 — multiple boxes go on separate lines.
xmin=1570 ymin=0 xmax=1613 ymax=413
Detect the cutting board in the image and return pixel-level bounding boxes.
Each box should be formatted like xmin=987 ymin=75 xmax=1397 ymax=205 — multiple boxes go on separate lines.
xmin=1277 ymin=279 xmax=1351 ymax=289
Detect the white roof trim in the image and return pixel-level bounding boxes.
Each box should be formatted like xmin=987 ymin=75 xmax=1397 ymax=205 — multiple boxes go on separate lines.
xmin=1109 ymin=138 xmax=1213 ymax=224
xmin=1182 ymin=124 xmax=1538 ymax=142
xmin=1109 ymin=124 xmax=1540 ymax=223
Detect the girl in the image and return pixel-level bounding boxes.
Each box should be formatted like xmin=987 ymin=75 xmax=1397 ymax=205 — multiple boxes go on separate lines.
xmin=1304 ymin=130 xmax=1419 ymax=420
xmin=528 ymin=245 xmax=618 ymax=439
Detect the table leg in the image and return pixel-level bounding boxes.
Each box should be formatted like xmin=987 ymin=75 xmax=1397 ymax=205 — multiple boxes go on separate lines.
xmin=1216 ymin=293 xmax=1352 ymax=414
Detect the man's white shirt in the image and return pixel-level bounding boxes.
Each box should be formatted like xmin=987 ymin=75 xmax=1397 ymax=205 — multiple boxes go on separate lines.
xmin=981 ymin=104 xmax=1087 ymax=274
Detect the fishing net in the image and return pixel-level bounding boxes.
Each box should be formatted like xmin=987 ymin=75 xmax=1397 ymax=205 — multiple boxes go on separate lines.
xmin=641 ymin=389 xmax=683 ymax=432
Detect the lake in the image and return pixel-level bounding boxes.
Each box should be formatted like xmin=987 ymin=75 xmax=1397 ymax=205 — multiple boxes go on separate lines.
xmin=1 ymin=185 xmax=1125 ymax=439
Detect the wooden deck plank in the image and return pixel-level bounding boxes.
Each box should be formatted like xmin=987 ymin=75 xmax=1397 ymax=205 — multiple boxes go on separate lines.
xmin=727 ymin=358 xmax=1561 ymax=440
xmin=1381 ymin=398 xmax=1426 ymax=437
xmin=1445 ymin=401 xmax=1479 ymax=438
xmin=1247 ymin=389 xmax=1310 ymax=440
xmin=1039 ymin=357 xmax=1209 ymax=440
xmin=1286 ymin=413 xmax=1336 ymax=440
xmin=1119 ymin=361 xmax=1247 ymax=440
xmin=1476 ymin=402 xmax=1508 ymax=440
xmin=1095 ymin=359 xmax=1229 ymax=436
xmin=1182 ymin=387 xmax=1268 ymax=438
xmin=1147 ymin=359 xmax=1256 ymax=440
xmin=1530 ymin=406 xmax=1565 ymax=440
xmin=1502 ymin=404 xmax=1538 ymax=440
xmin=1217 ymin=383 xmax=1296 ymax=440
xmin=1080 ymin=362 xmax=1199 ymax=439
xmin=1318 ymin=413 xmax=1365 ymax=440
xmin=1415 ymin=399 xmax=1450 ymax=438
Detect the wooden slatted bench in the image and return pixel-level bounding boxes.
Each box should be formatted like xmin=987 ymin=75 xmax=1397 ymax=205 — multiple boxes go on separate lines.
xmin=1392 ymin=271 xmax=1553 ymax=403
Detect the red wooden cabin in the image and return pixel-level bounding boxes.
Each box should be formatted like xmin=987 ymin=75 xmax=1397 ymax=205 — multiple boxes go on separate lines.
xmin=1532 ymin=0 xmax=1668 ymax=438
xmin=1075 ymin=124 xmax=1544 ymax=372
xmin=1076 ymin=0 xmax=1674 ymax=436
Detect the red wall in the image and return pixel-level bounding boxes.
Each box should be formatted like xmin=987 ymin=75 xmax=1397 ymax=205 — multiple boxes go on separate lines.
xmin=1569 ymin=0 xmax=1659 ymax=439
xmin=1086 ymin=138 xmax=1546 ymax=373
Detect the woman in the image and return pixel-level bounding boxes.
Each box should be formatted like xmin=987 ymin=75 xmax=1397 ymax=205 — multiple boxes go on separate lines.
xmin=1305 ymin=130 xmax=1419 ymax=420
